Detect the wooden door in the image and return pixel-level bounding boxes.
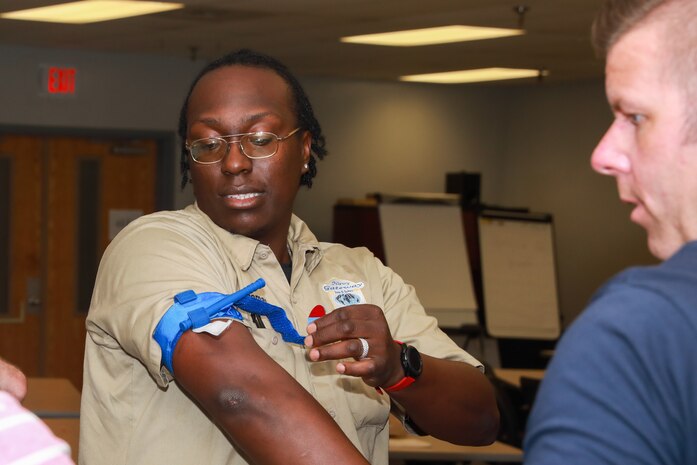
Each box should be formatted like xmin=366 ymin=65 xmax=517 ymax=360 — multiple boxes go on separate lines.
xmin=0 ymin=134 xmax=157 ymax=389
xmin=0 ymin=135 xmax=43 ymax=376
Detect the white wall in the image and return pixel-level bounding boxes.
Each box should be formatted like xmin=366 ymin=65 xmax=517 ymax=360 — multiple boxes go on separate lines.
xmin=498 ymin=81 xmax=657 ymax=324
xmin=294 ymin=78 xmax=507 ymax=241
xmin=0 ymin=44 xmax=655 ymax=328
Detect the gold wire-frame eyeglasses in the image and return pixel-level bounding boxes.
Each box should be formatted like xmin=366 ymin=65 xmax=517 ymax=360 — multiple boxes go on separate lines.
xmin=187 ymin=127 xmax=301 ymax=164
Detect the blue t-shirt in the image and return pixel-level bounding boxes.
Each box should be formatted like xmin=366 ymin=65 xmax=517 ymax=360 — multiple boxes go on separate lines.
xmin=524 ymin=241 xmax=697 ymax=465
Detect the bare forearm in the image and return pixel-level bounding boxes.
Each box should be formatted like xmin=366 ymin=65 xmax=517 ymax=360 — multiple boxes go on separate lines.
xmin=389 ymin=355 xmax=499 ymax=445
xmin=303 ymin=306 xmax=499 ymax=446
xmin=174 ymin=327 xmax=369 ymax=465
xmin=209 ymin=371 xmax=367 ymax=465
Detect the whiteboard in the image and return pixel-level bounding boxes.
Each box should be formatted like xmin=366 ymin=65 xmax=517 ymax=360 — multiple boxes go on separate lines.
xmin=378 ymin=204 xmax=478 ymax=327
xmin=478 ymin=215 xmax=560 ymax=339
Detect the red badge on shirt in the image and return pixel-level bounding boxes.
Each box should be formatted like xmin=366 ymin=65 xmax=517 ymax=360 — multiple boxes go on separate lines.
xmin=308 ymin=305 xmax=325 ymax=325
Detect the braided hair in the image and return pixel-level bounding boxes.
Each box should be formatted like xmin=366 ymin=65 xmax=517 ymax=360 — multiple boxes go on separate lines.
xmin=178 ymin=49 xmax=328 ymax=189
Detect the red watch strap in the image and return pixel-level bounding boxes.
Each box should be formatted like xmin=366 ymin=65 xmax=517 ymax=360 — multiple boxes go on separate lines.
xmin=378 ymin=340 xmax=415 ymax=393
xmin=383 ymin=375 xmax=416 ymax=392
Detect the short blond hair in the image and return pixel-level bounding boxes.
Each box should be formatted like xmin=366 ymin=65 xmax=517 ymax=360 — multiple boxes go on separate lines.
xmin=591 ymin=0 xmax=664 ymax=58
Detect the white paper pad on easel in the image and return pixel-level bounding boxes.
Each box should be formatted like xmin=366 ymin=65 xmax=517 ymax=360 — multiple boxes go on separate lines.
xmin=379 ymin=203 xmax=478 ymax=328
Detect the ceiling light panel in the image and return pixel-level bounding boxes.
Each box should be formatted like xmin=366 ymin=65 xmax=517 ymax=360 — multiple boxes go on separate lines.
xmin=0 ymin=1 xmax=184 ymax=24
xmin=400 ymin=68 xmax=543 ymax=84
xmin=341 ymin=25 xmax=524 ymax=47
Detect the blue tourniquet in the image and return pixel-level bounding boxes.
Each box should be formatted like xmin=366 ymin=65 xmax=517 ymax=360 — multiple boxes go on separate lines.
xmin=154 ymin=278 xmax=305 ymax=373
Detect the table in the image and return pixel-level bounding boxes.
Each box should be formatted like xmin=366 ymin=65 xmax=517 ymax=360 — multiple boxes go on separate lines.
xmin=24 ymin=377 xmax=81 ymax=418
xmin=493 ymin=368 xmax=545 ymax=388
xmin=389 ymin=436 xmax=523 ymax=462
xmin=44 ymin=418 xmax=80 ymax=463
xmin=22 ymin=378 xmax=81 ymax=462
xmin=388 ymin=412 xmax=522 ymax=463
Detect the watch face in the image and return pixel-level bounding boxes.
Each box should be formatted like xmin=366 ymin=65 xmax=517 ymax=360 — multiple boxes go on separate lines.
xmin=403 ymin=345 xmax=423 ymax=377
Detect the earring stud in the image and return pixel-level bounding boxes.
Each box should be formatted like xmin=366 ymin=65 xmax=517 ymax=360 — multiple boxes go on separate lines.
xmin=304 ymin=163 xmax=309 ymax=169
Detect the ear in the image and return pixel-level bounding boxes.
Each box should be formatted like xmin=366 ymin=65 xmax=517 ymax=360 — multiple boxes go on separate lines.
xmin=300 ymin=130 xmax=312 ymax=173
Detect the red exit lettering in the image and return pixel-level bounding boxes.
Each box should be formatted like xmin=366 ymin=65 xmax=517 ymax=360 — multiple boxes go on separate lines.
xmin=47 ymin=67 xmax=76 ymax=94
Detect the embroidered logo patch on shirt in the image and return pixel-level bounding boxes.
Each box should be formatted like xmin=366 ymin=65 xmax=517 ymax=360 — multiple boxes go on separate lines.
xmin=322 ymin=279 xmax=366 ymax=309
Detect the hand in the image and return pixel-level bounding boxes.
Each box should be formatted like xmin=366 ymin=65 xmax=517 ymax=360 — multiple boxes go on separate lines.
xmin=0 ymin=357 xmax=27 ymax=401
xmin=304 ymin=304 xmax=404 ymax=388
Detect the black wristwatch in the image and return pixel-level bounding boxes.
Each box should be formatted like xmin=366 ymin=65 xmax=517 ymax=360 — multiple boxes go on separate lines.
xmin=384 ymin=342 xmax=422 ymax=392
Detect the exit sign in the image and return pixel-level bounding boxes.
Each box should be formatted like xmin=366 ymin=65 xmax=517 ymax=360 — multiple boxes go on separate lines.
xmin=40 ymin=66 xmax=77 ymax=96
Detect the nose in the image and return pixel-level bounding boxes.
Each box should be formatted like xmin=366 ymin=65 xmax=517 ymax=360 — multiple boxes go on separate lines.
xmin=590 ymin=120 xmax=631 ymax=176
xmin=221 ymin=140 xmax=252 ymax=175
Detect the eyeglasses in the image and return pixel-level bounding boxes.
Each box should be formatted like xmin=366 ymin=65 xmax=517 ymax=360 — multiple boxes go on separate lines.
xmin=186 ymin=127 xmax=301 ymax=164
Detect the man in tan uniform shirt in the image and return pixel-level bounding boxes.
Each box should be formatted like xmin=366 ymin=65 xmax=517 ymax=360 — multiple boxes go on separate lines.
xmin=80 ymin=49 xmax=498 ymax=465
xmin=81 ymin=205 xmax=482 ymax=464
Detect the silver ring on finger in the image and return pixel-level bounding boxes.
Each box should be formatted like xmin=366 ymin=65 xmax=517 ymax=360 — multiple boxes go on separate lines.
xmin=358 ymin=337 xmax=369 ymax=360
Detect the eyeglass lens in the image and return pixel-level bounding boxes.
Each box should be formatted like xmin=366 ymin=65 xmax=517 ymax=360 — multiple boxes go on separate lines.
xmin=191 ymin=133 xmax=278 ymax=162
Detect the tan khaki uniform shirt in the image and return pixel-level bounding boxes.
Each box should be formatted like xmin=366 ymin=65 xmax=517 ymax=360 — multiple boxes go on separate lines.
xmin=79 ymin=203 xmax=480 ymax=465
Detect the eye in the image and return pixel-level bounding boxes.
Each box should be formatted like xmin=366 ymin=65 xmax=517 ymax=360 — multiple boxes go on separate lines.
xmin=627 ymin=113 xmax=645 ymax=126
xmin=246 ymin=132 xmax=275 ymax=147
xmin=195 ymin=138 xmax=224 ymax=152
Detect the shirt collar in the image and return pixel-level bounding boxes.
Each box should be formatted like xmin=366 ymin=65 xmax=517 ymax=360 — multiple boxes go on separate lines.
xmin=287 ymin=214 xmax=322 ymax=273
xmin=191 ymin=203 xmax=322 ymax=272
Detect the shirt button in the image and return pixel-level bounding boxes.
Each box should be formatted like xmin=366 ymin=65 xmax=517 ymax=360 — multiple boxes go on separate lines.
xmin=272 ymin=335 xmax=279 ymax=345
xmin=259 ymin=252 xmax=269 ymax=259
xmin=328 ymin=410 xmax=336 ymax=418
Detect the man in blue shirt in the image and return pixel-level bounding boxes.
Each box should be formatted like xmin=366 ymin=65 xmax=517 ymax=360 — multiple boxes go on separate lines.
xmin=524 ymin=1 xmax=697 ymax=464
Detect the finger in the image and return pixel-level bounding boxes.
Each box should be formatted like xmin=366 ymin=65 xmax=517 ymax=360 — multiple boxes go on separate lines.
xmin=310 ymin=305 xmax=377 ymax=332
xmin=309 ymin=338 xmax=367 ymax=362
xmin=308 ymin=307 xmax=359 ymax=345
xmin=308 ymin=306 xmax=384 ymax=347
xmin=336 ymin=360 xmax=380 ymax=384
